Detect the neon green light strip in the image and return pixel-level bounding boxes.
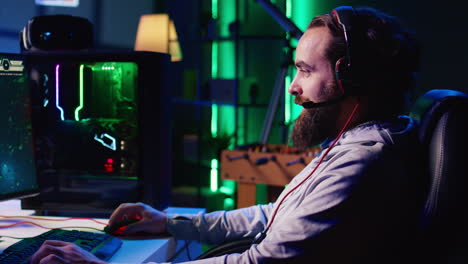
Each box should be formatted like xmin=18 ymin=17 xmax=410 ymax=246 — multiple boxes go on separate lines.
xmin=211 ymin=103 xmax=218 ymax=138
xmin=210 ymin=159 xmax=219 ymax=192
xmin=218 ymin=42 xmax=235 ymax=79
xmin=284 ymin=75 xmax=292 ymax=124
xmin=75 ymin=64 xmax=85 ymax=121
xmin=286 ymin=0 xmax=292 ymax=18
xmin=210 ymin=0 xmax=220 ymax=197
xmin=292 ymin=0 xmax=317 ymax=32
xmin=211 ymin=42 xmax=218 ymax=78
xmin=212 ymin=0 xmax=218 ymax=19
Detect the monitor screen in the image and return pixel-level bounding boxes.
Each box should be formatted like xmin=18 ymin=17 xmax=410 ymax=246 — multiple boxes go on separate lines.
xmin=0 ymin=53 xmax=39 ymax=201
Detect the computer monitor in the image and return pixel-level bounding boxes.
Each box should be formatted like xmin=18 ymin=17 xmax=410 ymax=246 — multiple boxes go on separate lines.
xmin=0 ymin=53 xmax=39 ymax=202
xmin=21 ymin=51 xmax=172 ymax=216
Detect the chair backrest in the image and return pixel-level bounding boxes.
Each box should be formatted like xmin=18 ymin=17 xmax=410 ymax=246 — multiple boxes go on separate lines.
xmin=409 ymin=89 xmax=468 ymax=263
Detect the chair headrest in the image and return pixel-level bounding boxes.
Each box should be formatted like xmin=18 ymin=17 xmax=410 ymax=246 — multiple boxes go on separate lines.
xmin=409 ymin=89 xmax=468 ymax=146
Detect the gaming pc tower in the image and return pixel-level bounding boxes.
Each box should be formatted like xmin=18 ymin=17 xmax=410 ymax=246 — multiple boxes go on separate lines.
xmin=21 ymin=51 xmax=172 ymax=216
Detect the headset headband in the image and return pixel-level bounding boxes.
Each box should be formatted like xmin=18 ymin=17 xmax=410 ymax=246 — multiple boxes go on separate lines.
xmin=331 ymin=6 xmax=356 ymax=69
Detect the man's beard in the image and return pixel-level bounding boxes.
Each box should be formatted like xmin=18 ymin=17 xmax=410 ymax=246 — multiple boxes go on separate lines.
xmin=291 ymin=102 xmax=341 ymax=150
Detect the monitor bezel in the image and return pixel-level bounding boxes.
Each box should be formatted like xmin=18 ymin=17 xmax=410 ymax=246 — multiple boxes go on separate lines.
xmin=0 ymin=190 xmax=39 ymax=203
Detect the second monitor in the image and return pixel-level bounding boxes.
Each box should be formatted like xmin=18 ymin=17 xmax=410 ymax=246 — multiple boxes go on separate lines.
xmin=0 ymin=53 xmax=39 ymax=202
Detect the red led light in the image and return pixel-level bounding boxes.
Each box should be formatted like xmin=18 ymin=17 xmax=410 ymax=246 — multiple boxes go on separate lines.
xmin=104 ymin=158 xmax=115 ymax=172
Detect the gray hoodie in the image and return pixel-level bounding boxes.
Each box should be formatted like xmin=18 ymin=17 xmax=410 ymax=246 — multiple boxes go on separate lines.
xmin=163 ymin=116 xmax=425 ymax=264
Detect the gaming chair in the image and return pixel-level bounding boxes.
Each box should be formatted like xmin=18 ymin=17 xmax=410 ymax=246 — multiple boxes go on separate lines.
xmin=409 ymin=89 xmax=468 ymax=264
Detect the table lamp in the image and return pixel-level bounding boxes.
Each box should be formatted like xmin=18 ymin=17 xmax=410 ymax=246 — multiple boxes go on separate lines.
xmin=134 ymin=14 xmax=182 ymax=62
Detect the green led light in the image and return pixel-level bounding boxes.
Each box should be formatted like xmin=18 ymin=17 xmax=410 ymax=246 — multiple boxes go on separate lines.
xmin=286 ymin=0 xmax=292 ymax=18
xmin=212 ymin=0 xmax=237 ymax=202
xmin=223 ymin=197 xmax=235 ymax=210
xmin=222 ymin=180 xmax=236 ymax=193
xmin=291 ymin=0 xmax=318 ymax=32
xmin=211 ymin=158 xmax=219 ymax=169
xmin=75 ymin=64 xmax=85 ymax=121
xmin=218 ymin=42 xmax=235 ymax=79
xmin=218 ymin=0 xmax=235 ymax=37
xmin=212 ymin=42 xmax=218 ymax=78
xmin=211 ymin=104 xmax=218 ymax=138
xmin=212 ymin=0 xmax=218 ymax=19
xmin=217 ymin=0 xmax=235 ymax=79
xmin=219 ymin=186 xmax=235 ymax=195
xmin=210 ymin=159 xmax=219 ymax=192
xmin=284 ymin=75 xmax=292 ymax=124
xmin=219 ymin=105 xmax=236 ymax=148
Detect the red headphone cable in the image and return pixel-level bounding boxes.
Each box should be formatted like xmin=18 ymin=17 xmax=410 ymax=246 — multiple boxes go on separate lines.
xmin=253 ymin=103 xmax=360 ymax=244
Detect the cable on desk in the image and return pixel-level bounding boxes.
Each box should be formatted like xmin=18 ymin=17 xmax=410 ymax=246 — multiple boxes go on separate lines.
xmin=0 ymin=220 xmax=105 ymax=231
xmin=0 ymin=215 xmax=108 ymax=225
xmin=0 ymin=220 xmax=52 ymax=230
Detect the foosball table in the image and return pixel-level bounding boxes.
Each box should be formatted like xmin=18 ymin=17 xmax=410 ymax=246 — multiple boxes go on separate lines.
xmin=220 ymin=144 xmax=321 ymax=208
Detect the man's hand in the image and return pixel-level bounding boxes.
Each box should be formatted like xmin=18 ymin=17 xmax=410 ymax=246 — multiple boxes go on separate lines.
xmin=29 ymin=240 xmax=107 ymax=264
xmin=108 ymin=202 xmax=168 ymax=235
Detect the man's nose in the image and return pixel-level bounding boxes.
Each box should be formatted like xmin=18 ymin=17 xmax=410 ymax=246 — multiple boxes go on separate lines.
xmin=288 ymin=78 xmax=302 ymax=96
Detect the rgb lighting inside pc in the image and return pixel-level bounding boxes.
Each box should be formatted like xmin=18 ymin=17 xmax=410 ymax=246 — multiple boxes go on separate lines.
xmin=34 ymin=61 xmax=139 ymax=177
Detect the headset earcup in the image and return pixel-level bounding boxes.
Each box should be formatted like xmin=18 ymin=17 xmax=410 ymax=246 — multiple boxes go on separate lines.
xmin=335 ymin=57 xmax=349 ymax=93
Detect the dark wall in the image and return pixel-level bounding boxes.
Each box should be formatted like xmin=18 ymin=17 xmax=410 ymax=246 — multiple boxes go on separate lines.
xmin=1 ymin=0 xmax=467 ymax=95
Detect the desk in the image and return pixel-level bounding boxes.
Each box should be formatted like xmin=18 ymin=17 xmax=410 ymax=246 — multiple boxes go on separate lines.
xmin=0 ymin=200 xmax=203 ymax=263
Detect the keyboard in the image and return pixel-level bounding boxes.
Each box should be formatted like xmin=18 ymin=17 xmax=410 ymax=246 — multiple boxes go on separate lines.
xmin=0 ymin=229 xmax=122 ymax=264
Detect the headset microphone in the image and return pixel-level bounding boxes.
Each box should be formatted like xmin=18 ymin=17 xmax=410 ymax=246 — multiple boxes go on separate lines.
xmin=301 ymin=94 xmax=347 ymax=109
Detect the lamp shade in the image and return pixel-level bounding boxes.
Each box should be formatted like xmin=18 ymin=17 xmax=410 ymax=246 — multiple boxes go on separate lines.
xmin=134 ymin=14 xmax=182 ymax=62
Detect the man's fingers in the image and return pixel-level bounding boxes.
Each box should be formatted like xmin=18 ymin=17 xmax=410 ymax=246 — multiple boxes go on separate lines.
xmin=41 ymin=240 xmax=70 ymax=247
xmin=30 ymin=242 xmax=67 ymax=264
xmin=108 ymin=203 xmax=144 ymax=226
xmin=38 ymin=254 xmax=67 ymax=264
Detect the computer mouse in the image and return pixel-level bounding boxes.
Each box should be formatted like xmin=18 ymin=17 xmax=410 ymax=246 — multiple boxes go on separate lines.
xmin=104 ymin=218 xmax=140 ymax=235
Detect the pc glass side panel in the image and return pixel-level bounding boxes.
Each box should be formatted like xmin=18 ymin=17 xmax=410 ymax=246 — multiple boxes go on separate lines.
xmin=22 ymin=52 xmax=171 ymax=216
